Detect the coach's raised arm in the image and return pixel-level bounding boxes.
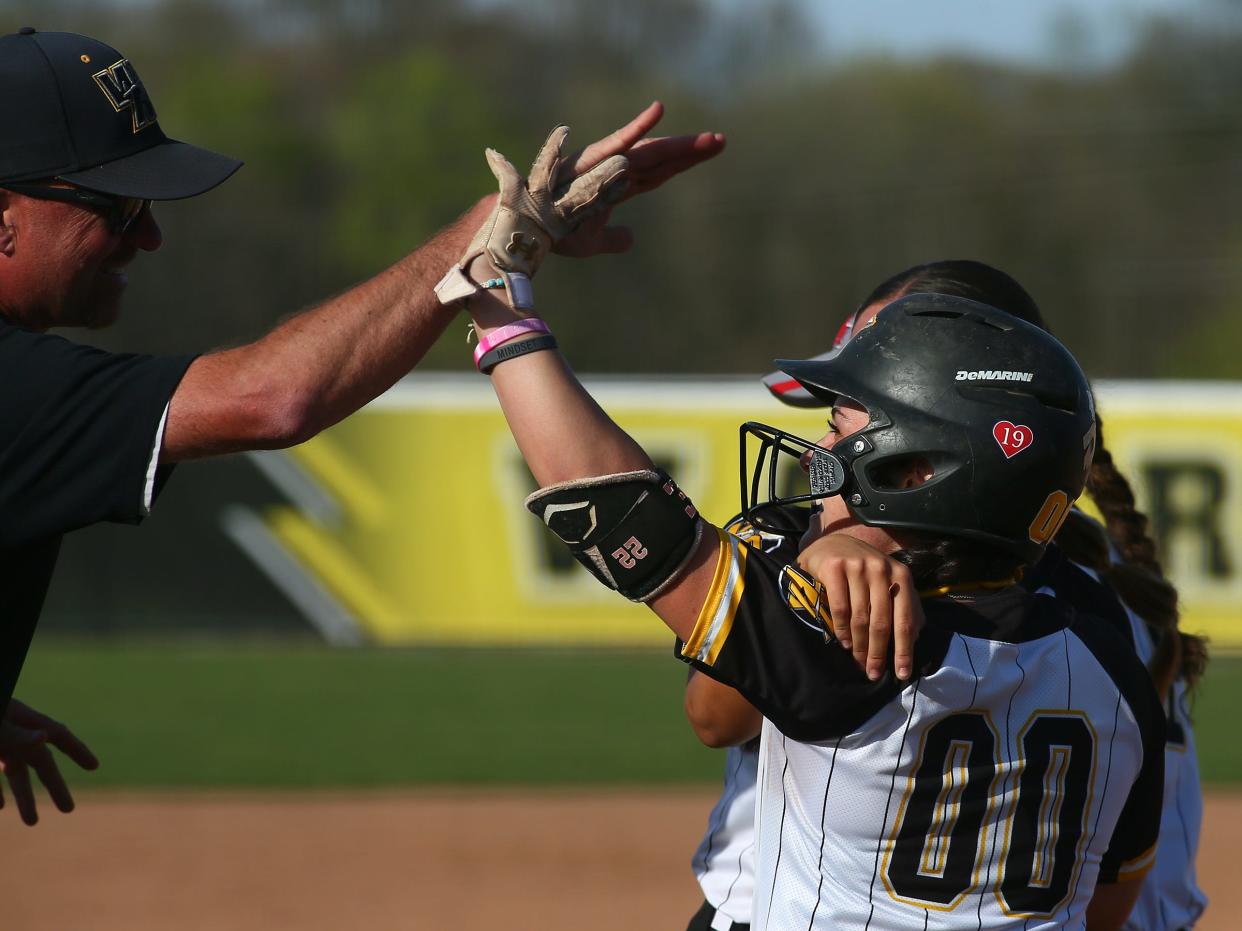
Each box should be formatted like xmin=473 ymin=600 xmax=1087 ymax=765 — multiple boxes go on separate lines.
xmin=0 ymin=25 xmax=725 ymax=824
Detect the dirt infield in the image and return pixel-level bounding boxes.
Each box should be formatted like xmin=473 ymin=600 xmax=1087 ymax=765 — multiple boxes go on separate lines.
xmin=5 ymin=789 xmax=1239 ymax=929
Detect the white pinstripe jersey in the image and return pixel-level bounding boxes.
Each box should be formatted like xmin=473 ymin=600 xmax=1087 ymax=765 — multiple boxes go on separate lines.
xmin=1121 ymin=615 xmax=1207 ymax=931
xmin=692 ymin=743 xmax=759 ymax=926
xmin=679 ymin=526 xmax=1165 ymax=930
xmin=1031 ymin=547 xmax=1208 ymax=930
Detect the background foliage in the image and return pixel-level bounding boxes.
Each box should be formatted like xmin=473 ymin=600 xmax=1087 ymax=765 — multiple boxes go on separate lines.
xmin=7 ymin=0 xmax=1241 ymax=377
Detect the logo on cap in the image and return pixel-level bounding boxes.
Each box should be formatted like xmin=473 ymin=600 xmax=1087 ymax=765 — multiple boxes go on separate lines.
xmin=92 ymin=59 xmax=157 ymax=134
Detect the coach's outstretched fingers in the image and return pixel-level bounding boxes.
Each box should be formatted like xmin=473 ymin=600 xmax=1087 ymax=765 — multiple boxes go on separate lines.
xmin=563 ymin=101 xmax=725 ymax=186
xmin=563 ymin=101 xmax=665 ymax=176
xmin=554 ymin=101 xmax=725 ymax=257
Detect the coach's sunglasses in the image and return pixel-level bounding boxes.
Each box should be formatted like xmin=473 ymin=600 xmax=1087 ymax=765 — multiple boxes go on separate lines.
xmin=3 ymin=181 xmax=150 ymax=235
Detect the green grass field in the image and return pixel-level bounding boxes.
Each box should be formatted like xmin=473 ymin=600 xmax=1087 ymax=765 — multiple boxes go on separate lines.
xmin=14 ymin=641 xmax=1242 ymax=788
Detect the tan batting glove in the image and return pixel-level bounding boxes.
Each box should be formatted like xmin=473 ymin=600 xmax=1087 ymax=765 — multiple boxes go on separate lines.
xmin=435 ymin=125 xmax=629 ymax=310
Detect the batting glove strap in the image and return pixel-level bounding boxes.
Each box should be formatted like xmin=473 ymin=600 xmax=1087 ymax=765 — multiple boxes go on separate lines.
xmin=525 ymin=470 xmax=702 ymax=603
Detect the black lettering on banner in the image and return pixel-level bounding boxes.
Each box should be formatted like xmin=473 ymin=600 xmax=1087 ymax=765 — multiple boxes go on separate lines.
xmin=884 ymin=711 xmax=1097 ymax=916
xmin=885 ymin=712 xmax=1000 ymax=908
xmin=1144 ymin=461 xmax=1232 ymax=579
xmin=998 ymin=714 xmax=1095 ymax=916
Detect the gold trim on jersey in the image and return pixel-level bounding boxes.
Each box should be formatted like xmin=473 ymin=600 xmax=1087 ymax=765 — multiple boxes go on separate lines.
xmin=680 ymin=527 xmax=748 ymax=666
xmin=881 ymin=709 xmax=1003 ymax=912
xmin=722 ymin=515 xmax=787 ymax=554
xmin=919 ymin=739 xmax=973 ymax=878
xmin=1114 ymin=841 xmax=1158 ymax=881
xmin=995 ymin=709 xmax=1099 ymax=919
xmin=918 ymin=575 xmax=1020 ymax=599
xmin=1031 ymin=746 xmax=1072 ymax=887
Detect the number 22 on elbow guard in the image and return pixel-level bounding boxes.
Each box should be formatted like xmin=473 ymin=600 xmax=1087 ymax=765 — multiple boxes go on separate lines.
xmin=611 ymin=537 xmax=649 ymax=569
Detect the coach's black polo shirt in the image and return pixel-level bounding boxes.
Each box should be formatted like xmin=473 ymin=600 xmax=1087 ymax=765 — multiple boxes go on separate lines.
xmin=0 ymin=319 xmax=194 ymax=709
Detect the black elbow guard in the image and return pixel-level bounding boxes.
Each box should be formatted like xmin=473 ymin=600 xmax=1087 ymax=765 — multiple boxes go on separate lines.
xmin=525 ymin=470 xmax=703 ymax=602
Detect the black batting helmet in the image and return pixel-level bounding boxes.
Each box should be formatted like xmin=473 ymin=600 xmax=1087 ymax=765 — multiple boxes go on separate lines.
xmin=742 ymin=293 xmax=1096 ymax=564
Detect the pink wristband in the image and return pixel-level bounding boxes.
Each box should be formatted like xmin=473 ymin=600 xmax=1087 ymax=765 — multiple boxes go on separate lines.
xmin=472 ymin=318 xmax=551 ymax=368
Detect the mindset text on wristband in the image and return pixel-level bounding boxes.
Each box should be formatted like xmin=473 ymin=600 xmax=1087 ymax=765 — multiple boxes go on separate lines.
xmin=478 ymin=334 xmax=559 ymax=375
xmin=472 ymin=317 xmax=551 ymax=367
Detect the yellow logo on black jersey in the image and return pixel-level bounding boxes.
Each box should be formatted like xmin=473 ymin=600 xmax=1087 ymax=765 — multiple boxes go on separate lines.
xmin=779 ymin=565 xmax=835 ymax=642
xmin=724 ymin=516 xmax=787 ymax=554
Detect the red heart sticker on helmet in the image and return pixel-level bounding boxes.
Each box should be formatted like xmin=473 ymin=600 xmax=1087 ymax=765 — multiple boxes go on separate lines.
xmin=993 ymin=421 xmax=1033 ymax=459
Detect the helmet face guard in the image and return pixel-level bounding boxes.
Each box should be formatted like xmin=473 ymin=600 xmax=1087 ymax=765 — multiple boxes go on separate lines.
xmin=739 ymin=421 xmax=853 ymax=534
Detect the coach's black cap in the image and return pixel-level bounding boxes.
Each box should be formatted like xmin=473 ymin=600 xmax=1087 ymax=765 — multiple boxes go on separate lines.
xmin=0 ymin=27 xmax=242 ymax=199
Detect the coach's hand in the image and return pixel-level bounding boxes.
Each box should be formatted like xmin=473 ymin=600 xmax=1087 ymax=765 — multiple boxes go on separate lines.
xmin=0 ymin=699 xmax=99 ymax=825
xmin=796 ymin=534 xmax=923 ymax=682
xmin=555 ymin=101 xmax=727 ymax=257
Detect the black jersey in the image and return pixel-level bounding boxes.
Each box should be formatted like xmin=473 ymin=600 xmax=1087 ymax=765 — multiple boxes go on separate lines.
xmin=678 ymin=524 xmax=1165 ymax=929
xmin=0 ymin=320 xmax=193 ymax=707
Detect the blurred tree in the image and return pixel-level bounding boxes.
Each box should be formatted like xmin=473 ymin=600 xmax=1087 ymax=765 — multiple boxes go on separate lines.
xmin=1163 ymin=235 xmax=1242 ymax=378
xmin=324 ymin=51 xmax=506 ymax=273
xmin=6 ymin=0 xmax=1240 ymax=379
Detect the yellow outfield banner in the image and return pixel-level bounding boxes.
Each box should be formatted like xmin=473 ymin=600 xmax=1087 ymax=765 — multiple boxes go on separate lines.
xmin=230 ymin=376 xmax=1242 ymax=648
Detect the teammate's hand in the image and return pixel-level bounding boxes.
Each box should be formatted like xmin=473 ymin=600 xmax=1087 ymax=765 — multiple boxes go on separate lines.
xmin=554 ymin=101 xmax=726 ymax=257
xmin=0 ymin=698 xmax=99 ymax=825
xmin=795 ymin=534 xmax=923 ymax=682
xmin=484 ymin=125 xmax=630 ymax=274
xmin=436 ymin=126 xmax=630 ymax=307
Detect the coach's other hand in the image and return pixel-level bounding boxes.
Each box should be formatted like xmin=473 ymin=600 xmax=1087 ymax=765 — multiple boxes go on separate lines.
xmin=554 ymin=101 xmax=726 ymax=257
xmin=0 ymin=699 xmax=99 ymax=825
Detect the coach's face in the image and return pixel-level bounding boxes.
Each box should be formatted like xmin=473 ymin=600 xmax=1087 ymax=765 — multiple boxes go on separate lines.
xmin=0 ymin=188 xmax=162 ymax=331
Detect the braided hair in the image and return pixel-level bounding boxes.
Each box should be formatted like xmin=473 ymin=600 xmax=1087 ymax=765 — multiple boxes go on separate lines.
xmin=1071 ymin=424 xmax=1208 ymax=691
xmin=871 ymin=260 xmax=1206 ymax=691
xmin=891 ymin=536 xmax=1025 ymax=593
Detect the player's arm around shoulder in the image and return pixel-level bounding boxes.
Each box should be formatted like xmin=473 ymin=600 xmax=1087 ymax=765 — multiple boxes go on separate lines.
xmin=795 ymin=531 xmax=924 ymax=681
xmin=1084 ymin=881 xmax=1143 ymax=931
xmin=684 ymin=670 xmax=762 ymax=748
